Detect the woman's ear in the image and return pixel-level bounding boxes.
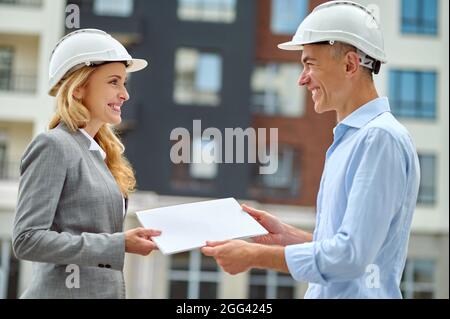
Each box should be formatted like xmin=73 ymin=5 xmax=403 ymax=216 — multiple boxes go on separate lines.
xmin=72 ymin=86 xmax=85 ymax=101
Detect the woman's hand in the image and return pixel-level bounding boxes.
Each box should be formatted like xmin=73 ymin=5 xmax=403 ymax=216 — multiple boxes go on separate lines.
xmin=125 ymin=227 xmax=161 ymax=256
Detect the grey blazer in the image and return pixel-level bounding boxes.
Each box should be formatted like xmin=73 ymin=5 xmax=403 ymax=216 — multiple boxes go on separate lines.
xmin=13 ymin=122 xmax=127 ymax=299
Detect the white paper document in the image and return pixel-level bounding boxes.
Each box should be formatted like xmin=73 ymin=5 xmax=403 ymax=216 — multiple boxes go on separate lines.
xmin=135 ymin=198 xmax=268 ymax=255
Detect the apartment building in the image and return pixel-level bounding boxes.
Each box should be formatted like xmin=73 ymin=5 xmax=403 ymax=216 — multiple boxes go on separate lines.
xmin=0 ymin=0 xmax=66 ymax=298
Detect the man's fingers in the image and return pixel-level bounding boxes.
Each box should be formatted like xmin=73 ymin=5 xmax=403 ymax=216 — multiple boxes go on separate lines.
xmin=241 ymin=204 xmax=266 ymax=217
xmin=205 ymin=240 xmax=229 ymax=247
xmin=201 ymin=246 xmax=216 ymax=257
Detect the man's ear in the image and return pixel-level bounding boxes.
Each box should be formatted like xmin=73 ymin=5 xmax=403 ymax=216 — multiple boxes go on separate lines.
xmin=345 ymin=51 xmax=360 ymax=77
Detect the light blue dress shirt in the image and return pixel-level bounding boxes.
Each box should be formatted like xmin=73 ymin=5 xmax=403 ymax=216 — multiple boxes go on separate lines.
xmin=285 ymin=97 xmax=420 ymax=299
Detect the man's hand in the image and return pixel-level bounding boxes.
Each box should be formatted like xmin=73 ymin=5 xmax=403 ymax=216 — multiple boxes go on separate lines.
xmin=242 ymin=204 xmax=313 ymax=246
xmin=125 ymin=227 xmax=161 ymax=256
xmin=201 ymin=240 xmax=254 ymax=275
xmin=201 ymin=240 xmax=289 ymax=274
xmin=242 ymin=204 xmax=288 ymax=245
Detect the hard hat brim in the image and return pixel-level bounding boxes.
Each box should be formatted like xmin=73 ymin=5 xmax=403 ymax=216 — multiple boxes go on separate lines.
xmin=126 ymin=58 xmax=148 ymax=73
xmin=48 ymin=58 xmax=149 ymax=96
xmin=277 ymin=41 xmax=304 ymax=51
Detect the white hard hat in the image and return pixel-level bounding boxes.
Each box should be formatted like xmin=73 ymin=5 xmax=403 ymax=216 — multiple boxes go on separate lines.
xmin=278 ymin=1 xmax=387 ymax=72
xmin=48 ymin=28 xmax=148 ymax=96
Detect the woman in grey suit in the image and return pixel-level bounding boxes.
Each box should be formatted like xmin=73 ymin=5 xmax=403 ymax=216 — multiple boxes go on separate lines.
xmin=12 ymin=29 xmax=160 ymax=298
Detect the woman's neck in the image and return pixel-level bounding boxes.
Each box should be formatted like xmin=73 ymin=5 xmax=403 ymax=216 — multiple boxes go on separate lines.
xmin=83 ymin=120 xmax=103 ymax=138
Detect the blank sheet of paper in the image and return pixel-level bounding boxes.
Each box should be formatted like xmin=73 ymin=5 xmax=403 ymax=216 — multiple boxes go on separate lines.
xmin=135 ymin=198 xmax=268 ymax=255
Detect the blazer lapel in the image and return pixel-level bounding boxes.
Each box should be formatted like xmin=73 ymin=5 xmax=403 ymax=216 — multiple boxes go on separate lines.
xmin=56 ymin=123 xmax=124 ymax=231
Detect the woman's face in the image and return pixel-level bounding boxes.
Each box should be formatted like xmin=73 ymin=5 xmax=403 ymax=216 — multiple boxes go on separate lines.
xmin=78 ymin=62 xmax=130 ymax=127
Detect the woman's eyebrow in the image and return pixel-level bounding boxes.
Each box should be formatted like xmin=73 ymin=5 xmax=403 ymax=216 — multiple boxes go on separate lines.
xmin=108 ymin=75 xmax=128 ymax=81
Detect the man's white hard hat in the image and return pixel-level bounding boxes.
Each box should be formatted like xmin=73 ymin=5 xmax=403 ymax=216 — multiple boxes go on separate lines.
xmin=278 ymin=1 xmax=387 ymax=69
xmin=48 ymin=28 xmax=148 ymax=96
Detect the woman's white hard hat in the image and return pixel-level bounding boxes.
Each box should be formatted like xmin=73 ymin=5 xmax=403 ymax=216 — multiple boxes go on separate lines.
xmin=278 ymin=1 xmax=387 ymax=66
xmin=48 ymin=28 xmax=148 ymax=96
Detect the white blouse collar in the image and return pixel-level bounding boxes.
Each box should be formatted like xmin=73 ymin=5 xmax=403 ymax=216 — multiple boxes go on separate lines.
xmin=78 ymin=128 xmax=106 ymax=160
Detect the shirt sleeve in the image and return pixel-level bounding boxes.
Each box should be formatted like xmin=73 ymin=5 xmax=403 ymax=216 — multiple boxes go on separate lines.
xmin=285 ymin=128 xmax=408 ymax=284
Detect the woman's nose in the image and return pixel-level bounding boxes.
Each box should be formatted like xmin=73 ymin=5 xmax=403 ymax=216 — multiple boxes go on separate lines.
xmin=119 ymin=87 xmax=129 ymax=102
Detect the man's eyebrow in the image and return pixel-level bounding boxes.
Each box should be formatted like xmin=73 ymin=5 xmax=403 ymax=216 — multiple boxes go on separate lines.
xmin=302 ymin=56 xmax=317 ymax=64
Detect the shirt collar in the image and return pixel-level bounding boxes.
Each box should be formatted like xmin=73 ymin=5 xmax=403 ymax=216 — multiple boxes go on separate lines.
xmin=338 ymin=97 xmax=391 ymax=130
xmin=78 ymin=128 xmax=106 ymax=160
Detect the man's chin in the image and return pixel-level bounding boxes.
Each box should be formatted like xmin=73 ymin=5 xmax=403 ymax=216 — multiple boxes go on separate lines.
xmin=314 ymin=103 xmax=325 ymax=114
xmin=314 ymin=102 xmax=334 ymax=114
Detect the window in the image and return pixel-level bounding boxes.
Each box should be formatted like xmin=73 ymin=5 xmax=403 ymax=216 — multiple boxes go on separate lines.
xmin=0 ymin=238 xmax=11 ymax=299
xmin=249 ymin=269 xmax=297 ymax=298
xmin=190 ymin=138 xmax=219 ymax=179
xmin=401 ymin=259 xmax=436 ymax=299
xmin=178 ymin=0 xmax=237 ymax=23
xmin=389 ymin=70 xmax=437 ymax=119
xmin=93 ymin=0 xmax=134 ymax=17
xmin=271 ymin=0 xmax=308 ymax=35
xmin=249 ymin=145 xmax=301 ymax=199
xmin=251 ymin=63 xmax=304 ymax=117
xmin=174 ymin=48 xmax=223 ymax=106
xmin=0 ymin=47 xmax=36 ymax=94
xmin=168 ymin=250 xmax=220 ymax=298
xmin=417 ymin=154 xmax=437 ymax=205
xmin=171 ymin=137 xmax=219 ymax=191
xmin=401 ymin=0 xmax=438 ymax=35
xmin=0 ymin=47 xmax=13 ymax=91
xmin=0 ymin=139 xmax=6 ymax=180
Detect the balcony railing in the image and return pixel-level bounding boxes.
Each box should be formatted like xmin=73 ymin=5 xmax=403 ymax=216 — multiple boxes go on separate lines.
xmin=0 ymin=0 xmax=43 ymax=7
xmin=0 ymin=161 xmax=20 ymax=181
xmin=0 ymin=72 xmax=37 ymax=94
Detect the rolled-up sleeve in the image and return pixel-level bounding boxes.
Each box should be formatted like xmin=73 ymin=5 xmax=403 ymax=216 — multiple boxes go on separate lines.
xmin=285 ymin=128 xmax=407 ymax=284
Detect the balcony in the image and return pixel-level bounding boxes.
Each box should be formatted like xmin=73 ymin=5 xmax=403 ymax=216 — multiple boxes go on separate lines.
xmin=0 ymin=161 xmax=19 ymax=212
xmin=0 ymin=0 xmax=48 ymax=34
xmin=0 ymin=72 xmax=37 ymax=95
xmin=0 ymin=0 xmax=42 ymax=7
xmin=0 ymin=161 xmax=20 ymax=181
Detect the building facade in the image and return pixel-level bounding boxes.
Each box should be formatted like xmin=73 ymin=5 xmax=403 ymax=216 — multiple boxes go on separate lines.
xmin=0 ymin=0 xmax=66 ymax=298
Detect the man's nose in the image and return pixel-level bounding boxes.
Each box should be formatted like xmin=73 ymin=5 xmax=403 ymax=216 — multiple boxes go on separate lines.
xmin=298 ymin=70 xmax=310 ymax=87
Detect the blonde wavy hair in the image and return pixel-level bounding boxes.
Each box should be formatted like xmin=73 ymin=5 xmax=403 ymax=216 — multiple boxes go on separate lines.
xmin=48 ymin=66 xmax=136 ymax=197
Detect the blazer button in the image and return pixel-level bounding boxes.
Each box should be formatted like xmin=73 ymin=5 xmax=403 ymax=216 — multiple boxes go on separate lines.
xmin=98 ymin=264 xmax=105 ymax=268
xmin=105 ymin=264 xmax=111 ymax=269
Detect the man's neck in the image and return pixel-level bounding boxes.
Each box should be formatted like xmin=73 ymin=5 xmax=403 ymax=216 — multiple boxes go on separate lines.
xmin=336 ymin=81 xmax=379 ymax=123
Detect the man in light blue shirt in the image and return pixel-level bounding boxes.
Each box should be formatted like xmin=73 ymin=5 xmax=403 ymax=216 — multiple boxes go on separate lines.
xmin=202 ymin=1 xmax=420 ymax=298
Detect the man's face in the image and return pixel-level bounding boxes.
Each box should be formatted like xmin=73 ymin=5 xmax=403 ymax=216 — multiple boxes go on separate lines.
xmin=298 ymin=44 xmax=348 ymax=114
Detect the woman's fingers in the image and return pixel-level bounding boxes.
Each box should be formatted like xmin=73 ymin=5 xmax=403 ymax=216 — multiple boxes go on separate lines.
xmin=141 ymin=228 xmax=162 ymax=237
